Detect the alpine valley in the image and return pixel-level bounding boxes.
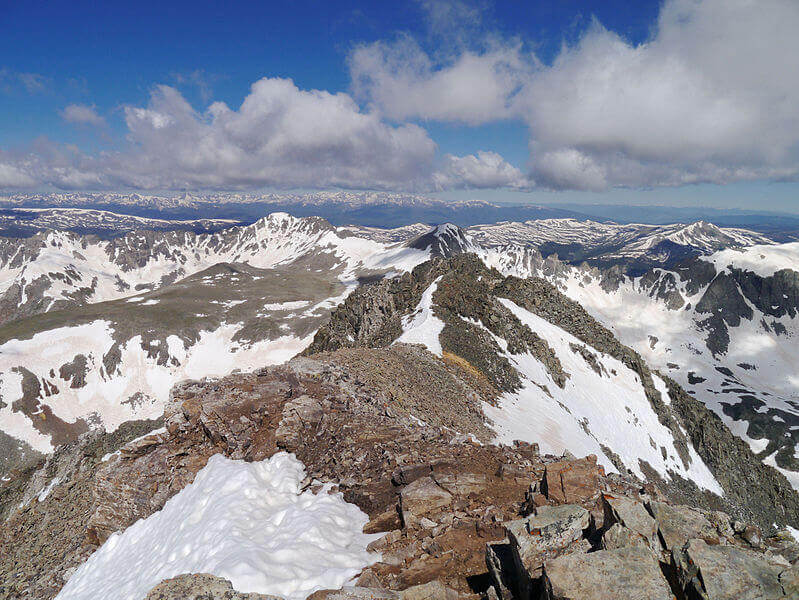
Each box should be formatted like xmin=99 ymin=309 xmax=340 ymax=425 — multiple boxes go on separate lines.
xmin=1 ymin=200 xmax=798 ymax=600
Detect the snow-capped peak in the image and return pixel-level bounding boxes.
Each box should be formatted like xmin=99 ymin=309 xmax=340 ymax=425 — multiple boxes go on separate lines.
xmin=404 ymin=223 xmax=476 ymax=257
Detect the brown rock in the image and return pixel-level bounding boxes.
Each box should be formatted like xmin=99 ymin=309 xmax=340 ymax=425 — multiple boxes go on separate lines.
xmin=364 ymin=509 xmax=402 ymax=534
xmin=400 ymin=477 xmax=453 ymax=526
xmin=542 ymin=456 xmax=602 ymax=504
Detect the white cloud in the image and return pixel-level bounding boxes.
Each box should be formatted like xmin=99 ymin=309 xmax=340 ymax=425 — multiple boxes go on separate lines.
xmin=10 ymin=0 xmax=797 ymax=193
xmin=0 ymin=162 xmax=37 ymax=188
xmin=434 ymin=151 xmax=530 ymax=189
xmin=349 ymin=0 xmax=799 ymax=190
xmin=61 ymin=104 xmax=106 ymax=127
xmin=0 ymin=68 xmax=49 ymax=94
xmin=0 ymin=78 xmax=522 ymax=192
xmin=520 ymin=0 xmax=799 ymax=189
xmin=350 ymin=37 xmax=530 ymax=125
xmin=105 ymin=79 xmax=438 ymax=190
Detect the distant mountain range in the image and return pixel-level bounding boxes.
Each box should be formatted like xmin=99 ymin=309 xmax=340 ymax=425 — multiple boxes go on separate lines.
xmin=4 ymin=192 xmax=799 ymax=239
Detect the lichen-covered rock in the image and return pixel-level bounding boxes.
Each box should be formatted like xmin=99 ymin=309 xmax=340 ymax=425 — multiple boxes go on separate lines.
xmin=673 ymin=538 xmax=789 ymax=600
xmin=542 ymin=546 xmax=672 ymax=600
xmin=505 ymin=505 xmax=591 ymax=598
xmin=601 ymin=495 xmax=658 ymax=551
xmin=307 ymin=586 xmax=399 ymax=599
xmin=397 ymin=580 xmax=460 ymax=600
xmin=600 ymin=522 xmax=651 ymax=551
xmin=144 ymin=573 xmax=283 ymax=599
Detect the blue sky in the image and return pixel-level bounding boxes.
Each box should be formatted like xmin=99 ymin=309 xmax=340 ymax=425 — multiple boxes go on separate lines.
xmin=2 ymin=0 xmax=799 ymax=212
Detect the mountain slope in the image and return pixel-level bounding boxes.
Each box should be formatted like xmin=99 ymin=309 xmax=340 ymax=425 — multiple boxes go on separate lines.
xmin=0 ymin=212 xmax=427 ymax=326
xmin=0 ymin=216 xmax=441 ymax=468
xmin=481 ymin=242 xmax=799 ymax=487
xmin=0 ymin=207 xmax=238 ymax=238
xmin=305 ymin=254 xmax=799 ymax=526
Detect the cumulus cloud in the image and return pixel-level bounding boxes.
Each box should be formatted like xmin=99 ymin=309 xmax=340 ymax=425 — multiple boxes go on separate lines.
xmin=10 ymin=0 xmax=795 ymax=193
xmin=434 ymin=151 xmax=530 ymax=189
xmin=350 ymin=37 xmax=529 ymax=125
xmin=61 ymin=104 xmax=106 ymax=127
xmin=350 ymin=0 xmax=799 ymax=190
xmin=522 ymin=0 xmax=799 ymax=188
xmin=108 ymin=79 xmax=438 ymax=190
xmin=0 ymin=78 xmax=521 ymax=192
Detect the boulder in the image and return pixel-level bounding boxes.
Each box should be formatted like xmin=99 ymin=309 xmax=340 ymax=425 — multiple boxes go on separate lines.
xmin=398 ymin=580 xmax=459 ymax=600
xmin=144 ymin=574 xmax=283 ymax=600
xmin=601 ymin=495 xmax=657 ymax=550
xmin=541 ymin=546 xmax=672 ymax=600
xmin=780 ymin=564 xmax=799 ymax=597
xmin=542 ymin=456 xmax=602 ymax=504
xmin=505 ymin=505 xmax=591 ymax=598
xmin=647 ymin=501 xmax=718 ymax=551
xmin=399 ymin=477 xmax=453 ymax=526
xmin=433 ymin=472 xmax=491 ymax=496
xmin=673 ymin=538 xmax=788 ymax=599
xmin=601 ymin=522 xmax=651 ymax=551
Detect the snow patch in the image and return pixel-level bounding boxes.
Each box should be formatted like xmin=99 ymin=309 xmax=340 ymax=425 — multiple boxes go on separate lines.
xmin=56 ymin=453 xmax=381 ymax=600
xmin=486 ymin=298 xmax=724 ymax=495
xmin=37 ymin=476 xmax=61 ymax=502
xmin=395 ymin=276 xmax=445 ymax=356
xmin=705 ymin=242 xmax=799 ymax=278
xmin=263 ymin=300 xmax=311 ymax=311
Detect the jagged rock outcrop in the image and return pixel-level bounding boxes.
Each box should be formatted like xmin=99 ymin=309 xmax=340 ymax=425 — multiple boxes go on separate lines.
xmin=145 ymin=574 xmax=283 ymax=600
xmin=0 ymin=419 xmax=163 ymax=599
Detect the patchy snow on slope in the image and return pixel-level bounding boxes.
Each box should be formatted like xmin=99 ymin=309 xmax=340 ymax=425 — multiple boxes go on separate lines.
xmin=0 ymin=321 xmax=313 ymax=451
xmin=56 ymin=453 xmax=381 ymax=600
xmin=37 ymin=476 xmax=61 ymax=502
xmin=706 ymin=242 xmax=799 ymax=277
xmin=263 ymin=300 xmax=311 ymax=311
xmin=546 ymin=264 xmax=799 ymax=455
xmin=484 ymin=298 xmax=723 ymax=494
xmin=395 ymin=276 xmax=445 ymax=356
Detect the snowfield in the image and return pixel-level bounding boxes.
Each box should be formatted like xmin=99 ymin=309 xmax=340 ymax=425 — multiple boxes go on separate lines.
xmin=485 ymin=299 xmax=723 ymax=494
xmin=0 ymin=321 xmax=312 ymax=453
xmin=705 ymin=242 xmax=799 ymax=277
xmin=56 ymin=452 xmax=382 ymax=600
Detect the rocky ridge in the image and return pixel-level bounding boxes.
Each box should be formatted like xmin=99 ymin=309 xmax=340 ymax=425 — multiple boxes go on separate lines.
xmin=306 ymin=254 xmax=799 ymax=530
xmin=2 ymin=345 xmax=797 ymax=600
